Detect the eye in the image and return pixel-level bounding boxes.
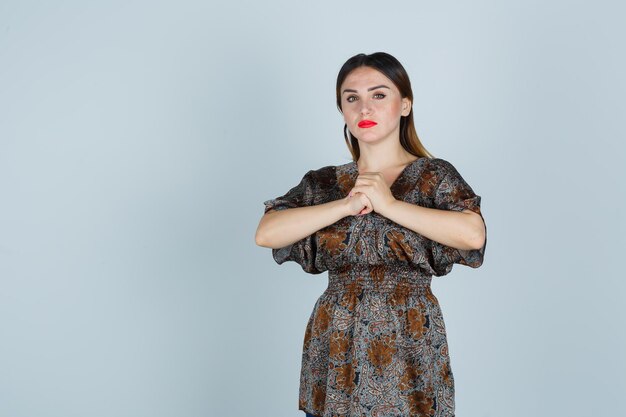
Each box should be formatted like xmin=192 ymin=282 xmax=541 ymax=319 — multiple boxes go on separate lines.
xmin=346 ymin=95 xmax=358 ymax=103
xmin=373 ymin=93 xmax=386 ymax=99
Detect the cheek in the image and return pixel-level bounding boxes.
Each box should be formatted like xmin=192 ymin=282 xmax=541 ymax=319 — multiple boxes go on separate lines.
xmin=386 ymin=100 xmax=402 ymax=114
xmin=343 ymin=107 xmax=358 ymax=121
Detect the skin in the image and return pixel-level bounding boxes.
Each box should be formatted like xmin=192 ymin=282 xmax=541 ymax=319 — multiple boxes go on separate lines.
xmin=340 ymin=66 xmax=413 ymax=216
xmin=256 ymin=66 xmax=486 ymax=252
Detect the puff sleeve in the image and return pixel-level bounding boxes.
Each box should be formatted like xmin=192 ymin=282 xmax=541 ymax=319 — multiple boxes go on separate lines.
xmin=429 ymin=159 xmax=487 ymax=277
xmin=262 ymin=170 xmax=325 ymax=274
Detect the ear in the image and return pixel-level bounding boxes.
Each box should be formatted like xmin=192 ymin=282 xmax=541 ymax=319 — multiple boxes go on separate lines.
xmin=401 ymin=97 xmax=412 ymax=116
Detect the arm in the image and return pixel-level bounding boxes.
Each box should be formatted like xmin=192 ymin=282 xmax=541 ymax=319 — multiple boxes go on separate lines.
xmin=255 ymin=199 xmax=351 ymax=249
xmin=377 ymin=201 xmax=486 ymax=251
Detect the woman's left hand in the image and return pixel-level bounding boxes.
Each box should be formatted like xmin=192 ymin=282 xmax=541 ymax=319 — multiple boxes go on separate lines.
xmin=349 ymin=172 xmax=397 ymax=215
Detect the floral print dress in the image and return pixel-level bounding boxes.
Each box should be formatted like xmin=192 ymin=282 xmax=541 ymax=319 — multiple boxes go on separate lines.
xmin=263 ymin=157 xmax=487 ymax=417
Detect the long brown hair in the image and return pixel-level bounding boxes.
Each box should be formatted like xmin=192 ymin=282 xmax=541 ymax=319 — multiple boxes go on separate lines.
xmin=336 ymin=52 xmax=434 ymax=162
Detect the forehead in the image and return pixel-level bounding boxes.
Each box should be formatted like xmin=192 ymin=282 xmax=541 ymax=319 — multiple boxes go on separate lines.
xmin=341 ymin=66 xmax=397 ymax=91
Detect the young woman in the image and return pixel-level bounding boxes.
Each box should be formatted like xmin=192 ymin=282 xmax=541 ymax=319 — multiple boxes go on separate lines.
xmin=256 ymin=52 xmax=487 ymax=417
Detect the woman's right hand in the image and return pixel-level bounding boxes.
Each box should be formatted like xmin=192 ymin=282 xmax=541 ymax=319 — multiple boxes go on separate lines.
xmin=344 ymin=192 xmax=373 ymax=216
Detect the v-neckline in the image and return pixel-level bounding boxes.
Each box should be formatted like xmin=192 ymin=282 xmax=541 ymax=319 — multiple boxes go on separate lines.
xmin=351 ymin=157 xmax=422 ymax=191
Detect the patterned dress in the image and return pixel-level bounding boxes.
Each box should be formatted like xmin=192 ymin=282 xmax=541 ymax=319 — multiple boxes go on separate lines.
xmin=263 ymin=157 xmax=487 ymax=417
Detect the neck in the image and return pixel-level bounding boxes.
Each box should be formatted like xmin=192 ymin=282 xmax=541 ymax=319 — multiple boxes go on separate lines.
xmin=357 ymin=145 xmax=416 ymax=172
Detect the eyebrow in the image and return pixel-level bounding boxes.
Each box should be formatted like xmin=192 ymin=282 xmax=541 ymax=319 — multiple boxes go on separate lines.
xmin=342 ymin=84 xmax=391 ymax=94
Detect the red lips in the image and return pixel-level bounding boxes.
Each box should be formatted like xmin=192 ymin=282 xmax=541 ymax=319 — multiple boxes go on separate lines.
xmin=358 ymin=120 xmax=377 ymax=128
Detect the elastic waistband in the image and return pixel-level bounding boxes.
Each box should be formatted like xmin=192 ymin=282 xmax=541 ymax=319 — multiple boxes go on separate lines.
xmin=326 ymin=264 xmax=432 ymax=294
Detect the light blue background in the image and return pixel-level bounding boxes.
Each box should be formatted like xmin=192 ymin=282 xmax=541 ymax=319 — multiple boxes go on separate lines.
xmin=1 ymin=1 xmax=624 ymax=416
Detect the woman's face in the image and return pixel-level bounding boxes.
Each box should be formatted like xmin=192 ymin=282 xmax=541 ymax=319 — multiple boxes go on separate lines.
xmin=339 ymin=66 xmax=411 ymax=144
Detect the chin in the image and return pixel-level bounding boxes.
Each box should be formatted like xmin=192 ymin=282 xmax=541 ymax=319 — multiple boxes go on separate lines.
xmin=356 ymin=132 xmax=386 ymax=142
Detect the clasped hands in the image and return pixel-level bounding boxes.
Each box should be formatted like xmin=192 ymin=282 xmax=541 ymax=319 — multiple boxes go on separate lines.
xmin=345 ymin=171 xmax=397 ymax=216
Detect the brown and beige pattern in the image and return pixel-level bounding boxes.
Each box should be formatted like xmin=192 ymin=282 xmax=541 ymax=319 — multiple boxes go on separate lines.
xmin=263 ymin=157 xmax=487 ymax=417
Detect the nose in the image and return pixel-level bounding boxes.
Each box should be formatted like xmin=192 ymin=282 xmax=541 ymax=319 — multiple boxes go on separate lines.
xmin=359 ymin=100 xmax=372 ymax=116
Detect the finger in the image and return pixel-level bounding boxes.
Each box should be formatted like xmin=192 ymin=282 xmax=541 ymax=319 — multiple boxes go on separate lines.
xmin=357 ymin=172 xmax=383 ymax=180
xmin=355 ymin=175 xmax=378 ymax=184
xmin=350 ymin=185 xmax=367 ymax=195
xmin=355 ymin=177 xmax=384 ymax=190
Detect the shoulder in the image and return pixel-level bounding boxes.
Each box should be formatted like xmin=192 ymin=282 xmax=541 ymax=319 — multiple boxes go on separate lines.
xmin=427 ymin=157 xmax=458 ymax=176
xmin=409 ymin=157 xmax=469 ymax=198
xmin=425 ymin=158 xmax=473 ymax=187
xmin=413 ymin=157 xmax=456 ymax=186
xmin=306 ymin=162 xmax=349 ymax=186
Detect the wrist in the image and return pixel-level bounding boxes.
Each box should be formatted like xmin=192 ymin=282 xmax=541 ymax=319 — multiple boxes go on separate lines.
xmin=338 ymin=197 xmax=354 ymax=218
xmin=377 ymin=198 xmax=400 ymax=218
